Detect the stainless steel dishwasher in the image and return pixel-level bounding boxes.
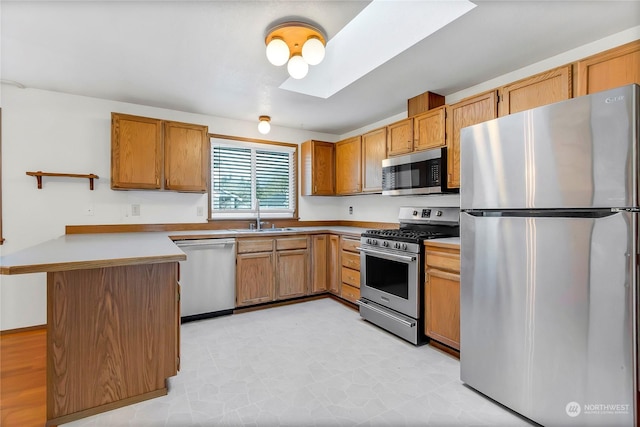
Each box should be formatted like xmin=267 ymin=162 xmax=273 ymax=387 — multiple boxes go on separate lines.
xmin=174 ymin=238 xmax=236 ymax=322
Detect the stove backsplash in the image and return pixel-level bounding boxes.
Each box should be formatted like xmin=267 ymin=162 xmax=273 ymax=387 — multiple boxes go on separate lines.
xmin=299 ymin=193 xmax=461 ymax=224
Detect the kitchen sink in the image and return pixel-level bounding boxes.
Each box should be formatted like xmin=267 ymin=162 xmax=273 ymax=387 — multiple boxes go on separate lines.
xmin=230 ymin=227 xmax=295 ymax=233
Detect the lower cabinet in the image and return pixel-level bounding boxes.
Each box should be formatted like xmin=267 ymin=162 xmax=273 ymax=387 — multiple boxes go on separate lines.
xmin=236 ymin=249 xmax=275 ymax=306
xmin=328 ymin=235 xmax=341 ymax=295
xmin=236 ymin=236 xmax=309 ymax=307
xmin=424 ymin=242 xmax=460 ymax=350
xmin=340 ymin=236 xmax=361 ymax=304
xmin=277 ymin=249 xmax=308 ymax=299
xmin=236 ymin=233 xmax=363 ymax=307
xmin=311 ymin=234 xmax=328 ymax=294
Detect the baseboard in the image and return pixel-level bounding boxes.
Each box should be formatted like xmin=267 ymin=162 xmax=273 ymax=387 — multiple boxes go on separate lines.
xmin=1 ymin=324 xmax=46 ymax=335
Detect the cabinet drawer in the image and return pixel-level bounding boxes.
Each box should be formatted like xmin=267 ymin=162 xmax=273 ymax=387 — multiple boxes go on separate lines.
xmin=341 ymin=251 xmax=360 ymax=271
xmin=276 ymin=237 xmax=308 ymax=251
xmin=237 ymin=238 xmax=274 ymax=254
xmin=341 ymin=238 xmax=360 ymax=253
xmin=341 ymin=283 xmax=360 ymax=304
xmin=425 ymin=251 xmax=460 ymax=273
xmin=425 ymin=244 xmax=460 ymax=272
xmin=341 ymin=267 xmax=360 ymax=288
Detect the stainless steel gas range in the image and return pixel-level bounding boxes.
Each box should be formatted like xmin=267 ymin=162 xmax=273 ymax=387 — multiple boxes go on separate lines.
xmin=358 ymin=206 xmax=459 ymax=345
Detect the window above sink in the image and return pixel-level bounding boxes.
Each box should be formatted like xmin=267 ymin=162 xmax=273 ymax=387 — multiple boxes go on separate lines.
xmin=210 ymin=137 xmax=298 ymax=220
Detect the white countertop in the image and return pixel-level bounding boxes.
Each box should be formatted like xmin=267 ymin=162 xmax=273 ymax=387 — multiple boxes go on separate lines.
xmin=0 ymin=226 xmax=369 ymax=275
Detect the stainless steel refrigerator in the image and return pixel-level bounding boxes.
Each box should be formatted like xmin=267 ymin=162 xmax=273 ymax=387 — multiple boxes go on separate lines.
xmin=460 ymin=84 xmax=639 ymax=426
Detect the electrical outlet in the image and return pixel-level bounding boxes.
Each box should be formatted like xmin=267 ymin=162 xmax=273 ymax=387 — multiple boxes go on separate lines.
xmin=197 ymin=206 xmax=204 ymax=216
xmin=131 ymin=204 xmax=141 ymax=216
xmin=349 ymin=206 xmax=353 ymax=215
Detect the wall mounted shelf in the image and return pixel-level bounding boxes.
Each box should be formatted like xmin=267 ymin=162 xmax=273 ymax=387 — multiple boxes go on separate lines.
xmin=26 ymin=171 xmax=99 ymax=190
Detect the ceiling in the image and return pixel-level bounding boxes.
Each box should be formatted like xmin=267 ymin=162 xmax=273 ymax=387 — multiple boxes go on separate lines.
xmin=2 ymin=1 xmax=639 ymax=135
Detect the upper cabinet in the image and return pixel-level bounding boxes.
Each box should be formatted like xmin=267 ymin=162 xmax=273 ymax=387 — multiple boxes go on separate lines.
xmin=498 ymin=65 xmax=573 ymax=117
xmin=111 ymin=113 xmax=208 ymax=192
xmin=164 ymin=121 xmax=208 ymax=192
xmin=446 ymin=90 xmax=498 ymax=189
xmin=300 ymin=140 xmax=335 ymax=196
xmin=335 ymin=136 xmax=362 ymax=195
xmin=387 ymin=118 xmax=413 ymax=156
xmin=361 ymin=127 xmax=387 ymax=193
xmin=413 ymin=106 xmax=446 ymax=151
xmin=111 ymin=113 xmax=163 ymax=190
xmin=576 ymin=39 xmax=640 ymax=96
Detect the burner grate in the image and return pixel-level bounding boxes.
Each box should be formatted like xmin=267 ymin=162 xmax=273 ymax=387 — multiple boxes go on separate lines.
xmin=362 ymin=228 xmax=456 ymax=243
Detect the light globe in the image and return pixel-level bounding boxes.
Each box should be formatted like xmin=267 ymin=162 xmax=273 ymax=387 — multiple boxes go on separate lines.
xmin=266 ymin=38 xmax=289 ymax=66
xmin=302 ymin=37 xmax=325 ymax=65
xmin=287 ymin=55 xmax=309 ymax=79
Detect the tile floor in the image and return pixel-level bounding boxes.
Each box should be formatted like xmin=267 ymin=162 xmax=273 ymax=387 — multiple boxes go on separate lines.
xmin=64 ymin=298 xmax=533 ymax=426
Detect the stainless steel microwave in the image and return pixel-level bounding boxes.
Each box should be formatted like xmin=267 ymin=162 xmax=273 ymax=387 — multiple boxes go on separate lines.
xmin=381 ymin=147 xmax=456 ymax=196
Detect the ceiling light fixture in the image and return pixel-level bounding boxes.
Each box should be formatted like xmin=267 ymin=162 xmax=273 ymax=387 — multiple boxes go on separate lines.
xmin=265 ymin=21 xmax=326 ymax=80
xmin=258 ymin=116 xmax=271 ymax=135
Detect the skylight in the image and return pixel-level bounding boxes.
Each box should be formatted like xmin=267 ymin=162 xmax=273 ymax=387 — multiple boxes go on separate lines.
xmin=279 ymin=0 xmax=476 ymax=99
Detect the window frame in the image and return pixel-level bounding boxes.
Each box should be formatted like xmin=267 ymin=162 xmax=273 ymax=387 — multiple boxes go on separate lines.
xmin=208 ymin=133 xmax=299 ymax=221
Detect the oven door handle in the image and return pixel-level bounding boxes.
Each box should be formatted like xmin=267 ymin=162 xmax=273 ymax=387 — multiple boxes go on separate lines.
xmin=357 ymin=247 xmax=416 ymax=263
xmin=356 ymin=300 xmax=416 ymax=328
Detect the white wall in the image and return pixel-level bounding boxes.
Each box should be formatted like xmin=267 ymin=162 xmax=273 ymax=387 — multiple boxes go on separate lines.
xmin=1 ymin=26 xmax=639 ymax=330
xmin=0 ymin=86 xmax=336 ymax=330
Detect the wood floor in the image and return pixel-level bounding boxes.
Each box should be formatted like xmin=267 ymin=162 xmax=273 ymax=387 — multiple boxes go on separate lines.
xmin=0 ymin=328 xmax=46 ymax=427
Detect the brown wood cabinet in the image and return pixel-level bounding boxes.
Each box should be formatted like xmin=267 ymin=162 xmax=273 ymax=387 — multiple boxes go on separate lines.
xmin=424 ymin=243 xmax=460 ymax=351
xmin=387 ymin=118 xmax=413 ymax=156
xmin=328 ymin=235 xmax=341 ymax=295
xmin=498 ymin=65 xmax=572 ymax=117
xmin=301 ymin=140 xmax=335 ymax=196
xmin=361 ymin=127 xmax=387 ymax=193
xmin=408 ymin=91 xmax=445 ymax=117
xmin=340 ymin=236 xmax=361 ymax=304
xmin=413 ymin=106 xmax=446 ymax=151
xmin=111 ymin=113 xmax=208 ymax=192
xmin=446 ymin=90 xmax=498 ymax=189
xmin=276 ymin=249 xmax=308 ymax=299
xmin=111 ymin=113 xmax=163 ymax=189
xmin=163 ymin=121 xmax=208 ymax=192
xmin=276 ymin=237 xmax=308 ymax=299
xmin=311 ymin=234 xmax=328 ymax=294
xmin=576 ymin=39 xmax=640 ymax=96
xmin=236 ymin=238 xmax=275 ymax=306
xmin=335 ymin=136 xmax=362 ymax=195
xmin=236 ymin=236 xmax=311 ymax=306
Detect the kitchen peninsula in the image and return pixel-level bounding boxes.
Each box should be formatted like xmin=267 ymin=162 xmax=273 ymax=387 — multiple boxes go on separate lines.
xmin=0 ymin=233 xmax=185 ymax=426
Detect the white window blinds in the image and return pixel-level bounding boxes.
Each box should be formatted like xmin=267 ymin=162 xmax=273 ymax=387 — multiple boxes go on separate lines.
xmin=210 ymin=138 xmax=296 ymax=219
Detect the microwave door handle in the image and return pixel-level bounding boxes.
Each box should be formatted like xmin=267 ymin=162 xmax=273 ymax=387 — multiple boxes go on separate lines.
xmin=357 ymin=247 xmax=416 ymax=263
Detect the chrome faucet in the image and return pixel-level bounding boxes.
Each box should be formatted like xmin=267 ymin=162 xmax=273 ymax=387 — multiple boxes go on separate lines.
xmin=255 ymin=199 xmax=267 ymax=230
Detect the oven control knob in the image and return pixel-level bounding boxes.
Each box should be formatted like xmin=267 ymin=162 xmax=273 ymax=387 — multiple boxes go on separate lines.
xmin=436 ymin=210 xmax=442 ymax=216
xmin=412 ymin=210 xmax=418 ymax=216
xmin=366 ymin=239 xmax=370 ymax=244
xmin=402 ymin=243 xmax=408 ymax=250
xmin=383 ymin=241 xmax=389 ymax=247
xmin=372 ymin=240 xmax=378 ymax=246
xmin=394 ymin=243 xmax=399 ymax=249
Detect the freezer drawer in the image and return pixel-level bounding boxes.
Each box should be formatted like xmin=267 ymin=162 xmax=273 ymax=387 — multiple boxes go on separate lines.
xmin=460 ymin=211 xmax=637 ymax=426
